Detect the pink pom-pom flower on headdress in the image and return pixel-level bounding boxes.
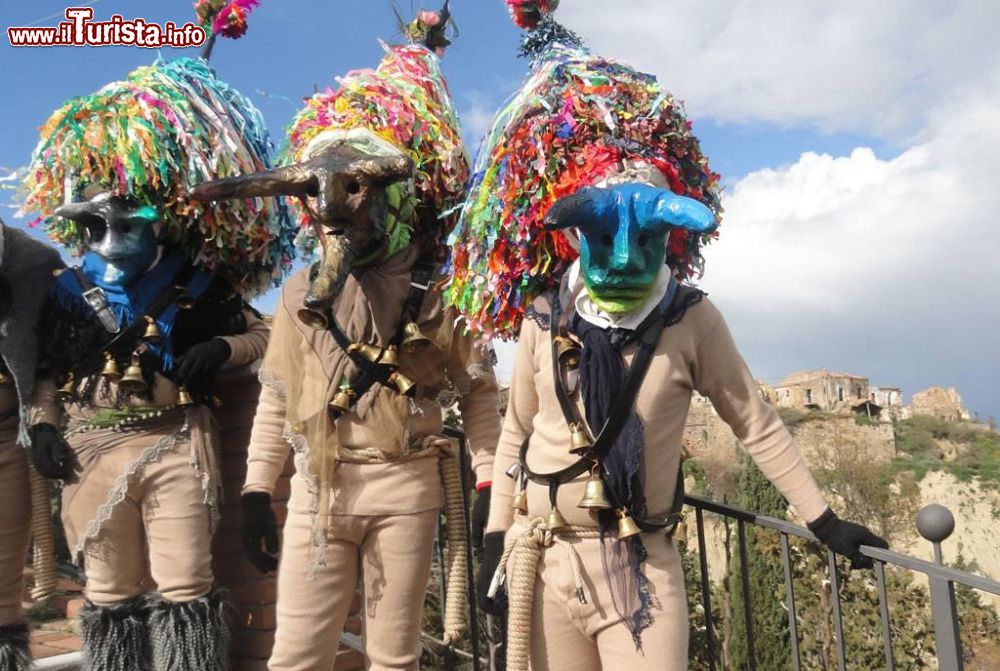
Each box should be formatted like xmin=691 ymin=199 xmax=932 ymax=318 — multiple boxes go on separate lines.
xmin=195 ymin=0 xmax=260 ymax=40
xmin=506 ymin=0 xmax=560 ymax=30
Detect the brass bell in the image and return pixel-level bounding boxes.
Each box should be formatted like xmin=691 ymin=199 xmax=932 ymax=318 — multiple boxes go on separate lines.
xmin=511 ymin=489 xmax=528 ymax=515
xmin=555 ymin=335 xmax=582 ymax=370
xmin=616 ymin=508 xmax=642 ymax=539
xmin=674 ymin=519 xmax=688 ymax=545
xmin=175 ymin=286 xmax=196 ymax=310
xmin=176 ymin=386 xmax=195 ymax=407
xmin=329 ymin=386 xmax=355 ymax=415
xmin=142 ymin=316 xmax=162 ymax=343
xmin=296 ymin=307 xmax=328 ymax=330
xmin=347 ymin=343 xmax=384 ymax=364
xmin=569 ymin=422 xmax=592 ymax=455
xmin=389 ymin=370 xmax=416 ymax=396
xmin=119 ymin=356 xmax=148 ymax=394
xmin=577 ymin=472 xmax=613 ymax=510
xmin=547 ymin=506 xmax=567 ymax=531
xmin=101 ymin=353 xmax=121 ymax=382
xmin=401 ymin=322 xmax=430 ymax=353
xmin=380 ymin=345 xmax=400 ymax=368
xmin=55 ymin=375 xmax=76 ymax=403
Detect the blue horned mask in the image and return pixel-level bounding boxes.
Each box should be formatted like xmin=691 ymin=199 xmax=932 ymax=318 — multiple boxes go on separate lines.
xmin=544 ymin=184 xmax=718 ymax=314
xmin=56 ymin=194 xmax=161 ymax=287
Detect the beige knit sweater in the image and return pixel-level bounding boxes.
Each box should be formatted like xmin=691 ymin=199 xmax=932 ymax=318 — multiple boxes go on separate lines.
xmin=242 ymin=264 xmax=501 ymax=517
xmin=486 ymin=293 xmax=829 ymax=532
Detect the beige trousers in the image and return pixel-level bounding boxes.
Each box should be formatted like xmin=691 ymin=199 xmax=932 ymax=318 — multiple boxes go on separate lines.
xmin=514 ymin=526 xmax=689 ymax=670
xmin=62 ymin=442 xmax=215 ymax=605
xmin=0 ymin=443 xmax=31 ymax=626
xmin=269 ymin=508 xmax=439 ymax=671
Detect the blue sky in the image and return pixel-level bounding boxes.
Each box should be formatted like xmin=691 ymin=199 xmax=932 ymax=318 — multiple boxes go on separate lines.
xmin=3 ymin=1 xmax=997 ymax=420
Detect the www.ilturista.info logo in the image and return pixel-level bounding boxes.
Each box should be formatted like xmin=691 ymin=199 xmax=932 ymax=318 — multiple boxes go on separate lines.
xmin=8 ymin=8 xmax=206 ymax=48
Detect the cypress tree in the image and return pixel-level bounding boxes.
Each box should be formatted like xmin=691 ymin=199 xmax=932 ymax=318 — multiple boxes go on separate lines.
xmin=729 ymin=456 xmax=793 ymax=669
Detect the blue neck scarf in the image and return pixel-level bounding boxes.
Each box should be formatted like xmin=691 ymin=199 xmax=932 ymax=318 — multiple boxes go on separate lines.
xmin=51 ymin=250 xmax=212 ymax=370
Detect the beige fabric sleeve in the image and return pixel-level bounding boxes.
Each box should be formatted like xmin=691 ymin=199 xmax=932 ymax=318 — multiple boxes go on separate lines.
xmin=242 ymin=383 xmax=291 ymax=496
xmin=692 ymin=303 xmax=829 ymax=523
xmin=485 ymin=317 xmax=540 ymax=533
xmin=451 ymin=330 xmax=503 ymax=486
xmin=220 ymin=309 xmax=270 ymax=367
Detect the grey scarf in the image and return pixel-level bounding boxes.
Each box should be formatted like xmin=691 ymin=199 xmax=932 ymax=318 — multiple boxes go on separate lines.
xmin=0 ymin=220 xmax=65 ymax=445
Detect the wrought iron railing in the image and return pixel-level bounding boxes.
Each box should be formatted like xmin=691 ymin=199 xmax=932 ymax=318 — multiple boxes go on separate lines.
xmin=686 ymin=494 xmax=1000 ymax=671
xmin=339 ymin=428 xmax=1000 ymax=671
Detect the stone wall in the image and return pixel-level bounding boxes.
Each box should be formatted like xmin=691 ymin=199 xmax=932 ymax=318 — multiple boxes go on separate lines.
xmin=911 ymin=386 xmax=972 ymax=421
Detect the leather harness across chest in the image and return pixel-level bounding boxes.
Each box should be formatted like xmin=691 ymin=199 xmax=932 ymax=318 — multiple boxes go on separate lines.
xmin=516 ymin=290 xmax=690 ymax=536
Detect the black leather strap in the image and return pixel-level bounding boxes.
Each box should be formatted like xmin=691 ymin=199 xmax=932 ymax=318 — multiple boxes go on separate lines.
xmin=546 ymin=295 xmax=662 ymax=466
xmin=322 ymin=259 xmax=436 ymax=404
xmin=70 ymin=264 xmax=196 ymax=379
xmin=522 ymin=284 xmax=694 ymax=534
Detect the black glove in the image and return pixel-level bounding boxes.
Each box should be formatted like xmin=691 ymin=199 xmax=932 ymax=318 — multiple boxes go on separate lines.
xmin=471 ymin=485 xmax=491 ymax=550
xmin=175 ymin=338 xmax=231 ymax=398
xmin=808 ymin=508 xmax=888 ymax=569
xmin=476 ymin=531 xmax=507 ymax=615
xmin=28 ymin=422 xmax=73 ymax=480
xmin=241 ymin=492 xmax=279 ymax=574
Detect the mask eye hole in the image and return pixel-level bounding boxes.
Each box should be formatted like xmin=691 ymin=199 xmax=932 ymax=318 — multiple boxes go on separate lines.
xmin=120 ymin=223 xmax=133 ymax=234
xmin=346 ymin=181 xmax=361 ymax=195
xmin=600 ymin=234 xmax=613 ymax=246
xmin=304 ymin=178 xmax=320 ymax=198
xmin=638 ymin=233 xmax=649 ymax=248
xmin=79 ymin=215 xmax=107 ymax=243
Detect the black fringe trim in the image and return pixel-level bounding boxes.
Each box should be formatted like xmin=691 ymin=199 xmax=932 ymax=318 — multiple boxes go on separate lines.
xmin=519 ymin=16 xmax=585 ymax=60
xmin=148 ymin=589 xmax=231 ymax=671
xmin=79 ymin=596 xmax=152 ymax=671
xmin=0 ymin=622 xmax=30 ymax=671
xmin=665 ymin=286 xmax=706 ymax=328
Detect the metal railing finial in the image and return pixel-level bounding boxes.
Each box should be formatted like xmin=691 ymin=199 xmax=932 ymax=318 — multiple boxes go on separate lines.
xmin=916 ymin=503 xmax=956 ymax=565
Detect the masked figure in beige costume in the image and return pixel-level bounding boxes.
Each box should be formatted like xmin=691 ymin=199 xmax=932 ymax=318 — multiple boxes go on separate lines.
xmin=19 ymin=53 xmax=295 ymax=670
xmin=0 ymin=221 xmax=65 ymax=671
xmin=445 ymin=3 xmax=889 ymax=669
xmin=190 ymin=5 xmax=501 ymax=670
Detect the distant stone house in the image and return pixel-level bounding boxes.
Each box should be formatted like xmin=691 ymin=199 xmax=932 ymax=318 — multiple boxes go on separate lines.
xmin=870 ymin=386 xmax=903 ymax=408
xmin=774 ymin=369 xmax=872 ymax=413
xmin=911 ymin=386 xmax=971 ymax=421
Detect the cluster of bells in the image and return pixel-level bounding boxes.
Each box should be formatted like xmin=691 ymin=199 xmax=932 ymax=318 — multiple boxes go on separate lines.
xmin=328 ymin=322 xmax=429 ymax=416
xmin=511 ymin=469 xmax=644 ymax=539
xmin=55 ymin=315 xmax=197 ymax=406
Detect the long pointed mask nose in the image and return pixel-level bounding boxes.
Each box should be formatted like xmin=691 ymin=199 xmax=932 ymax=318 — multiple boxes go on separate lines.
xmin=188 ymin=145 xmax=414 ymax=318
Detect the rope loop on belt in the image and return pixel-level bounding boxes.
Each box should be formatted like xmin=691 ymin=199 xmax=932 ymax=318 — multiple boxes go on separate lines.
xmin=490 ymin=518 xmax=602 ymax=671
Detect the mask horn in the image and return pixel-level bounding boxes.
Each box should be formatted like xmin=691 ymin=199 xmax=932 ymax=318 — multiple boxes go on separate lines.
xmin=188 ymin=163 xmax=317 ymax=203
xmin=356 ymin=154 xmax=415 ymax=186
xmin=543 ymin=187 xmax=605 ymax=232
xmin=650 ymin=191 xmax=719 ymax=234
xmin=54 ymin=201 xmax=100 ymax=222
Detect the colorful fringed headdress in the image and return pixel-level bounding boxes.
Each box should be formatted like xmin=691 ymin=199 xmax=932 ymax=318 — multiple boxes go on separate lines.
xmin=281 ymin=31 xmax=469 ymax=256
xmin=444 ymin=1 xmax=722 ymax=338
xmin=20 ymin=56 xmax=294 ymax=298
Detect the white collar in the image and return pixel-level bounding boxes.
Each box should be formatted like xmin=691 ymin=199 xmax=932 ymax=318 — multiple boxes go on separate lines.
xmin=561 ymin=259 xmax=675 ymax=331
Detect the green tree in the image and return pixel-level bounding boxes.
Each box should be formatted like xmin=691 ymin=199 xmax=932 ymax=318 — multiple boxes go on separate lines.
xmin=728 ymin=457 xmax=792 ymax=669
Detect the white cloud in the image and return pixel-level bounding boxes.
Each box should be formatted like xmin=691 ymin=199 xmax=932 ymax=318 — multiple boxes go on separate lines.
xmin=460 ymin=94 xmax=499 ymax=152
xmin=701 ymin=72 xmax=1000 ymax=416
xmin=557 ymin=0 xmax=1000 ymax=138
